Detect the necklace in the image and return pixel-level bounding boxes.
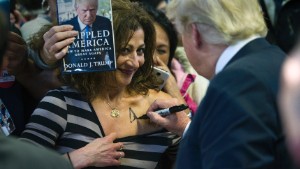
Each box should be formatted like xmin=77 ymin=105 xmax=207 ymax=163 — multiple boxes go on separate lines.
xmin=106 ymin=101 xmax=120 ymax=118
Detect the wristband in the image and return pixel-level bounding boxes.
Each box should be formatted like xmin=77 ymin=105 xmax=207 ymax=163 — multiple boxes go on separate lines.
xmin=28 ymin=47 xmax=59 ymax=70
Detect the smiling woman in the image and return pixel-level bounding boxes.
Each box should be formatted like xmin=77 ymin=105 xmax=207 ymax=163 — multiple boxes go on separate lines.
xmin=20 ymin=0 xmax=181 ymax=168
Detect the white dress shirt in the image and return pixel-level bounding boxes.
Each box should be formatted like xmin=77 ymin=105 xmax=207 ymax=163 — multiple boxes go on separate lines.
xmin=215 ymin=35 xmax=260 ymax=75
xmin=77 ymin=17 xmax=92 ymax=31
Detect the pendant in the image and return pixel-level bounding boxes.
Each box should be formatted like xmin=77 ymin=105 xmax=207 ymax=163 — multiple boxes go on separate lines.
xmin=110 ymin=109 xmax=120 ymax=118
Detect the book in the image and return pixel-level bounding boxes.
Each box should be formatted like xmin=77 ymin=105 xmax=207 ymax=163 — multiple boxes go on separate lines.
xmin=56 ymin=0 xmax=116 ymax=74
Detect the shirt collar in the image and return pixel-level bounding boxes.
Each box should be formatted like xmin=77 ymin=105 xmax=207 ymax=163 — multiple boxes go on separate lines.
xmin=215 ymin=35 xmax=260 ymax=75
xmin=77 ymin=17 xmax=92 ymax=31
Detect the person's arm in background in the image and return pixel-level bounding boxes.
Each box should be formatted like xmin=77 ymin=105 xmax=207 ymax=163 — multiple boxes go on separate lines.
xmin=10 ymin=4 xmax=26 ymax=29
xmin=5 ymin=32 xmax=61 ymax=100
xmin=5 ymin=25 xmax=77 ymax=100
xmin=174 ymin=46 xmax=209 ymax=105
xmin=170 ymin=57 xmax=199 ymax=113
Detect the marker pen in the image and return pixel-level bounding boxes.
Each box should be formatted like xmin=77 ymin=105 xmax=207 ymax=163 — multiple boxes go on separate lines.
xmin=137 ymin=104 xmax=189 ymax=119
xmin=155 ymin=104 xmax=189 ymax=116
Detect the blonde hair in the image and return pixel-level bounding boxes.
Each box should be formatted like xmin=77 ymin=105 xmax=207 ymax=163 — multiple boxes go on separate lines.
xmin=167 ymin=0 xmax=267 ymax=45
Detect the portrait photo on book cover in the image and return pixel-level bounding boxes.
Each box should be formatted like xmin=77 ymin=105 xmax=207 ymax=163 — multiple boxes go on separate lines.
xmin=57 ymin=0 xmax=116 ymax=74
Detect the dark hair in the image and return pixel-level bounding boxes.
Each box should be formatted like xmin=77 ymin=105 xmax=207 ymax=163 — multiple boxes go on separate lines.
xmin=142 ymin=5 xmax=178 ymax=67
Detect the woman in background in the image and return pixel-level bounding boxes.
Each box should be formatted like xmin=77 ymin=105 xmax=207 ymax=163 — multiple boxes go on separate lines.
xmin=143 ymin=5 xmax=208 ymax=114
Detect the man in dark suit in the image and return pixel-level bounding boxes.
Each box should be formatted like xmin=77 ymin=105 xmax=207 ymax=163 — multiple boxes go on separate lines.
xmin=146 ymin=0 xmax=294 ymax=168
xmin=62 ymin=0 xmax=115 ymax=73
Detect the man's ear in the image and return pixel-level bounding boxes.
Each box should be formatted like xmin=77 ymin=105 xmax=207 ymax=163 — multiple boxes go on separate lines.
xmin=191 ymin=23 xmax=202 ymax=49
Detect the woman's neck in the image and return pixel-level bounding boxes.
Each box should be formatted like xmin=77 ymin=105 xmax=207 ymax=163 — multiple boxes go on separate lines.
xmin=99 ymin=86 xmax=129 ymax=104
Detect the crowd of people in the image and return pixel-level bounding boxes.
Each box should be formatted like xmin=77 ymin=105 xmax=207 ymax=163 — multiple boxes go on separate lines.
xmin=1 ymin=0 xmax=300 ymax=169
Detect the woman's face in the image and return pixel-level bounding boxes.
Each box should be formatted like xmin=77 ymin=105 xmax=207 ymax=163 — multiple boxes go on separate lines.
xmin=154 ymin=23 xmax=170 ymax=65
xmin=115 ymin=28 xmax=145 ymax=86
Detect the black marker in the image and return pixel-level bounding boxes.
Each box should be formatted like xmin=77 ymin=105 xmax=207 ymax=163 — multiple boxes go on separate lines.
xmin=155 ymin=104 xmax=189 ymax=116
xmin=137 ymin=104 xmax=189 ymax=119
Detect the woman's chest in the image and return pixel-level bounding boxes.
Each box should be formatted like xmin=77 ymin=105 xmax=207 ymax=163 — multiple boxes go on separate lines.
xmin=93 ymin=96 xmax=161 ymax=138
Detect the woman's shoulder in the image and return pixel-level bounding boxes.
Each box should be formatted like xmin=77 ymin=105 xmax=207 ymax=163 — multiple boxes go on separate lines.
xmin=147 ymin=89 xmax=173 ymax=101
xmin=45 ymin=86 xmax=83 ymax=100
xmin=47 ymin=86 xmax=78 ymax=94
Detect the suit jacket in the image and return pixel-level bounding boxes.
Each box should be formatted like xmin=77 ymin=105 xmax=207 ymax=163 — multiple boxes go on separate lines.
xmin=61 ymin=16 xmax=115 ymax=73
xmin=175 ymin=38 xmax=294 ymax=169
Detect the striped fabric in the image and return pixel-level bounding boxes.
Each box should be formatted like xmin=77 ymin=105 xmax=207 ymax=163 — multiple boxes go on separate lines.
xmin=21 ymin=86 xmax=180 ymax=169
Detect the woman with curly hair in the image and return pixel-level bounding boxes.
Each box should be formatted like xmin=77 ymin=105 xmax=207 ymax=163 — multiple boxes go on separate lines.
xmin=20 ymin=0 xmax=185 ymax=168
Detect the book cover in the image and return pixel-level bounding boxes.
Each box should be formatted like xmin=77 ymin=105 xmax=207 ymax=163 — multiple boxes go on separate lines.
xmin=56 ymin=0 xmax=116 ymax=74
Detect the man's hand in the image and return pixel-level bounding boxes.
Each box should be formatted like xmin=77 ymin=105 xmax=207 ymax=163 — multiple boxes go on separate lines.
xmin=146 ymin=98 xmax=191 ymax=136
